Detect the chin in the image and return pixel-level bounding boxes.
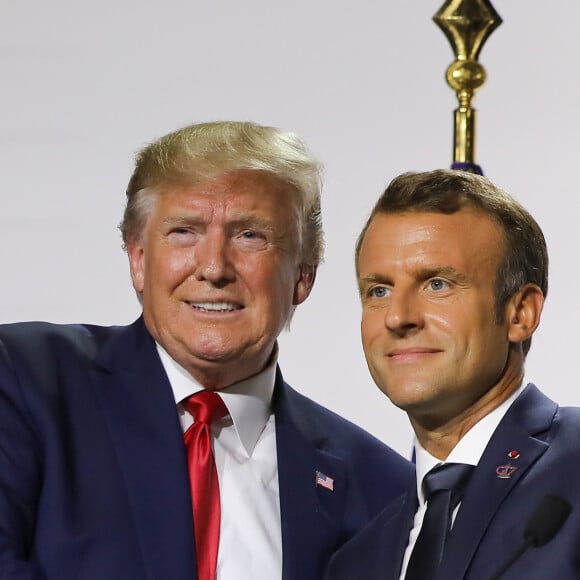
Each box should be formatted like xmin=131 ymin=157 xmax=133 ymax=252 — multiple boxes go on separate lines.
xmin=381 ymin=383 xmax=433 ymax=412
xmin=190 ymin=344 xmax=238 ymax=363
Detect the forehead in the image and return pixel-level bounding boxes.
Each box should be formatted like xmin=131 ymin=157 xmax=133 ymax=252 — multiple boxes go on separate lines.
xmin=152 ymin=170 xmax=300 ymax=217
xmin=167 ymin=170 xmax=290 ymax=199
xmin=358 ymin=210 xmax=505 ymax=274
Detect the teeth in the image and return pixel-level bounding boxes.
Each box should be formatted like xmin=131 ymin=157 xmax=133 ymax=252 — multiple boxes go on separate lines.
xmin=190 ymin=302 xmax=239 ymax=312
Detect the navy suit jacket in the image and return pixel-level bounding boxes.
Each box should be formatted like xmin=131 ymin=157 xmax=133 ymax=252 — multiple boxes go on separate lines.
xmin=325 ymin=384 xmax=580 ymax=580
xmin=0 ymin=318 xmax=413 ymax=580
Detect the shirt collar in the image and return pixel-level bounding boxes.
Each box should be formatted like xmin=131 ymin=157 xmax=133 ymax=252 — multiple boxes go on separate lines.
xmin=156 ymin=343 xmax=277 ymax=457
xmin=414 ymin=381 xmax=526 ymax=505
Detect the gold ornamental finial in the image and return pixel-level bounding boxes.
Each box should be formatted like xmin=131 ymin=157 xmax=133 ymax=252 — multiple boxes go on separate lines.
xmin=433 ymin=0 xmax=502 ymax=173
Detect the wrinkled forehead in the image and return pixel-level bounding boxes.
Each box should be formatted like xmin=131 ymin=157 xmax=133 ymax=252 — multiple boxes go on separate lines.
xmin=154 ymin=170 xmax=301 ymax=206
xmin=137 ymin=172 xmax=304 ymax=240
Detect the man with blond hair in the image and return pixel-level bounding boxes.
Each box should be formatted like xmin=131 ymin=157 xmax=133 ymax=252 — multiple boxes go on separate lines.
xmin=0 ymin=121 xmax=412 ymax=580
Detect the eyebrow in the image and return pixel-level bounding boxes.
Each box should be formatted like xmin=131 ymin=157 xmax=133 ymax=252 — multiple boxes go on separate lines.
xmin=358 ymin=273 xmax=391 ymax=286
xmin=358 ymin=266 xmax=470 ymax=285
xmin=229 ymin=216 xmax=276 ymax=231
xmin=160 ymin=215 xmax=275 ymax=230
xmin=161 ymin=215 xmax=203 ymax=226
xmin=417 ymin=266 xmax=470 ymax=284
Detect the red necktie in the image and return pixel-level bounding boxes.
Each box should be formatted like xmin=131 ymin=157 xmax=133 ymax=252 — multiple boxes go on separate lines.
xmin=183 ymin=390 xmax=228 ymax=580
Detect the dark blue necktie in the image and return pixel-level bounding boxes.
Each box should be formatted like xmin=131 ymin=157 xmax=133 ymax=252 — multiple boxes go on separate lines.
xmin=405 ymin=463 xmax=474 ymax=580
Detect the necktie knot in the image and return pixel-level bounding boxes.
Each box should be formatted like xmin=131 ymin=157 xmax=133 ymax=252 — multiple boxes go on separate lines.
xmin=184 ymin=390 xmax=228 ymax=425
xmin=423 ymin=462 xmax=474 ymax=504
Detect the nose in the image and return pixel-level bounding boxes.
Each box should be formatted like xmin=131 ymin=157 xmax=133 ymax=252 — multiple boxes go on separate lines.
xmin=383 ymin=288 xmax=423 ymax=336
xmin=193 ymin=230 xmax=235 ymax=284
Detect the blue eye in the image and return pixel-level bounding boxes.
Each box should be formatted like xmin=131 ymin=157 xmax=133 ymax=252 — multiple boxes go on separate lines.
xmin=235 ymin=229 xmax=268 ymax=251
xmin=429 ymin=279 xmax=448 ymax=291
xmin=370 ymin=286 xmax=388 ymax=298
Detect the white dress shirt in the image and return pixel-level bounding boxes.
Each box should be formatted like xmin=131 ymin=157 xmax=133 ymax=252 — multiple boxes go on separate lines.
xmin=399 ymin=383 xmax=526 ymax=580
xmin=157 ymin=344 xmax=282 ymax=580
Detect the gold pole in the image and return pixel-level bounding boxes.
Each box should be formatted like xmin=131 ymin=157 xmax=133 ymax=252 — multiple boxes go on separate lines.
xmin=433 ymin=0 xmax=502 ymax=172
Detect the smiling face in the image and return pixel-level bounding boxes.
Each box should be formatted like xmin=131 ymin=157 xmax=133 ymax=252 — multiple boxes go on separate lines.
xmin=357 ymin=209 xmax=529 ymax=431
xmin=127 ymin=170 xmax=315 ymax=389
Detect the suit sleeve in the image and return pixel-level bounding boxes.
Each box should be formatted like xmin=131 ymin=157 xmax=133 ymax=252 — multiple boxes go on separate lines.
xmin=0 ymin=339 xmax=47 ymax=579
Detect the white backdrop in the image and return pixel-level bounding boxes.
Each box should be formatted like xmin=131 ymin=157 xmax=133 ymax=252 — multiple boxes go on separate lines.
xmin=2 ymin=1 xmax=579 ymax=456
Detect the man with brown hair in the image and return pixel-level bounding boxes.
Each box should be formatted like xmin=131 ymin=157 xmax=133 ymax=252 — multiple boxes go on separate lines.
xmin=326 ymin=169 xmax=580 ymax=579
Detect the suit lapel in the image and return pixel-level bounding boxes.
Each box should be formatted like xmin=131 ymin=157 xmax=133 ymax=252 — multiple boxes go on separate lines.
xmin=437 ymin=385 xmax=557 ymax=580
xmin=274 ymin=373 xmax=349 ymax=580
xmin=325 ymin=487 xmax=416 ymax=580
xmin=385 ymin=490 xmax=419 ymax=580
xmin=91 ymin=318 xmax=197 ymax=580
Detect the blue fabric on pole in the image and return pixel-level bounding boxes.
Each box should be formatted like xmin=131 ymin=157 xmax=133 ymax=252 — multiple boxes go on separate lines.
xmin=451 ymin=161 xmax=484 ymax=175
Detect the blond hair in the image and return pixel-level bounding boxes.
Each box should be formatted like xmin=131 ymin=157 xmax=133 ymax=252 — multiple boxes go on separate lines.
xmin=120 ymin=121 xmax=324 ymax=265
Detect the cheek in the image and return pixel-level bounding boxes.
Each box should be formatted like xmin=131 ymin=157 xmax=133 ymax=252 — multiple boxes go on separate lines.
xmin=361 ymin=311 xmax=383 ymax=348
xmin=426 ymin=305 xmax=473 ymax=346
xmin=148 ymin=249 xmax=195 ymax=287
xmin=448 ymin=313 xmax=506 ymax=369
xmin=249 ymin=257 xmax=297 ymax=294
xmin=478 ymin=321 xmax=510 ymax=362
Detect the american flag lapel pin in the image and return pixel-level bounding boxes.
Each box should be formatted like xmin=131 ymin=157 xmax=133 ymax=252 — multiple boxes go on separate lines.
xmin=315 ymin=470 xmax=334 ymax=492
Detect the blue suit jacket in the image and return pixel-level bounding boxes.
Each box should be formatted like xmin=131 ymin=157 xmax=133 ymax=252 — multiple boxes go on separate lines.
xmin=0 ymin=318 xmax=413 ymax=580
xmin=325 ymin=384 xmax=580 ymax=580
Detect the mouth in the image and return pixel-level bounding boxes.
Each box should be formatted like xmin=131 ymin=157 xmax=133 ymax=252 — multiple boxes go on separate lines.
xmin=186 ymin=301 xmax=244 ymax=313
xmin=387 ymin=347 xmax=442 ymax=360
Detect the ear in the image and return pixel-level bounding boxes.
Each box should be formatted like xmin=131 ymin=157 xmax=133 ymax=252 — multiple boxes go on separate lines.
xmin=126 ymin=237 xmax=146 ymax=293
xmin=506 ymin=283 xmax=544 ymax=344
xmin=293 ymin=264 xmax=317 ymax=305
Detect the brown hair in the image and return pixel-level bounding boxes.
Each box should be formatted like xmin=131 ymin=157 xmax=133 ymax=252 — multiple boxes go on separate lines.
xmin=356 ymin=169 xmax=548 ymax=356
